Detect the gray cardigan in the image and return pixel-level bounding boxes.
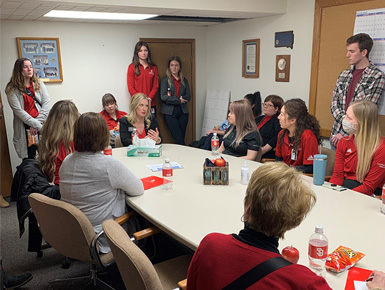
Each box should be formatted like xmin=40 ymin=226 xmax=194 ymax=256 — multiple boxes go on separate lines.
xmin=160 ymin=76 xmax=190 ymax=115
xmin=6 ymin=80 xmax=50 ymax=159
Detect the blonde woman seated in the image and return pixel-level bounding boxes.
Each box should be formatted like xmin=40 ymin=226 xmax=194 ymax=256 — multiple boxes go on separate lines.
xmin=38 ymin=100 xmax=79 ymax=186
xmin=187 ymin=163 xmax=331 ymax=290
xmin=59 ymin=113 xmax=144 ymax=253
xmin=329 ymin=100 xmax=385 ymax=196
xmin=218 ymin=100 xmax=262 ymax=160
xmin=119 ymin=93 xmax=162 ymax=146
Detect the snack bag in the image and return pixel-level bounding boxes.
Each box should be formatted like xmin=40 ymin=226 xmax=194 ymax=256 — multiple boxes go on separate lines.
xmin=27 ymin=129 xmax=39 ymax=147
xmin=325 ymin=246 xmax=365 ymax=273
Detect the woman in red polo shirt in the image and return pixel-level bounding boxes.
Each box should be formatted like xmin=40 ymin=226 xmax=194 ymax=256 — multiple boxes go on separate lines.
xmin=38 ymin=100 xmax=79 ymax=186
xmin=99 ymin=93 xmax=127 ymax=147
xmin=160 ymin=56 xmax=191 ymax=145
xmin=329 ymin=100 xmax=385 ymax=196
xmin=275 ymin=98 xmax=321 ymax=174
xmin=6 ymin=58 xmax=50 ymax=159
xmin=127 ymin=41 xmax=159 ymax=116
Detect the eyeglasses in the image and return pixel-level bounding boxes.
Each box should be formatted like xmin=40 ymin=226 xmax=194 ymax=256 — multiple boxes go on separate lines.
xmin=262 ymin=103 xmax=274 ymax=108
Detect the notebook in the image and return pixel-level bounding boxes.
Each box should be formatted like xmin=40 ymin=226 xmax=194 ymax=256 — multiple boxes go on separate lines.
xmin=140 ymin=176 xmax=172 ymax=190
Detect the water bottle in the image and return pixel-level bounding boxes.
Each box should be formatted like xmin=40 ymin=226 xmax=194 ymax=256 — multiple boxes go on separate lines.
xmin=104 ymin=145 xmax=112 ymax=156
xmin=162 ymin=159 xmax=173 ymax=190
xmin=308 ymin=225 xmax=328 ymax=277
xmin=167 ymin=87 xmax=171 ymax=97
xmin=131 ymin=128 xmax=139 ymax=146
xmin=211 ymin=133 xmax=219 ymax=155
xmin=381 ymin=183 xmax=385 ymax=215
xmin=241 ymin=161 xmax=250 ymax=185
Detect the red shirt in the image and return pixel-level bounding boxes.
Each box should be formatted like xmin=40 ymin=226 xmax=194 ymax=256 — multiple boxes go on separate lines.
xmin=127 ymin=63 xmax=159 ymax=106
xmin=187 ymin=233 xmax=331 ymax=290
xmin=345 ymin=68 xmax=365 ymax=110
xmin=329 ymin=136 xmax=385 ymax=195
xmin=23 ymin=83 xmax=39 ymax=118
xmin=172 ymin=75 xmax=181 ymax=97
xmin=275 ymin=129 xmax=318 ymax=167
xmin=54 ymin=141 xmax=74 ymax=185
xmin=100 ymin=109 xmax=127 ymax=130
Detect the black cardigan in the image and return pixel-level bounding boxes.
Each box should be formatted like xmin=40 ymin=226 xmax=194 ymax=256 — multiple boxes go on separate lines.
xmin=255 ymin=113 xmax=281 ymax=159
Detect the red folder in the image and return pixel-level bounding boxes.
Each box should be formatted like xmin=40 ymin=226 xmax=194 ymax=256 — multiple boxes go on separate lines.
xmin=140 ymin=176 xmax=172 ymax=190
xmin=344 ymin=267 xmax=372 ymax=290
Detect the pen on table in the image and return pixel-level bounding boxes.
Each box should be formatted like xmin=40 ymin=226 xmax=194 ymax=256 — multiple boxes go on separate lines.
xmin=365 ymin=274 xmax=374 ymax=282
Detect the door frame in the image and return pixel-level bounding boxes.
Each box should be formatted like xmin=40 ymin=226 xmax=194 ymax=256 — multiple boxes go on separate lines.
xmin=140 ymin=38 xmax=196 ymax=143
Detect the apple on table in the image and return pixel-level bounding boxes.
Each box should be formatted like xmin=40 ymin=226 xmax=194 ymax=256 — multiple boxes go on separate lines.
xmin=281 ymin=245 xmax=299 ymax=264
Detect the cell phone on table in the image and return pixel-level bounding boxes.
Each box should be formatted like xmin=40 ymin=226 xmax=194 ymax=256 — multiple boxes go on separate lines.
xmin=322 ymin=182 xmax=347 ymax=191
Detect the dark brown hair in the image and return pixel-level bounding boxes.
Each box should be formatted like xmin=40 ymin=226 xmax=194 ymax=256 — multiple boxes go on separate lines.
xmin=346 ymin=33 xmax=373 ymax=59
xmin=264 ymin=94 xmax=284 ymax=113
xmin=102 ymin=93 xmax=117 ymax=107
xmin=74 ymin=112 xmax=109 ymax=152
xmin=132 ymin=41 xmax=156 ymax=76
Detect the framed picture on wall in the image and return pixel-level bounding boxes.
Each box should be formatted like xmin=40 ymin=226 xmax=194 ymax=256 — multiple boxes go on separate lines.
xmin=16 ymin=37 xmax=63 ymax=83
xmin=242 ymin=39 xmax=260 ymax=78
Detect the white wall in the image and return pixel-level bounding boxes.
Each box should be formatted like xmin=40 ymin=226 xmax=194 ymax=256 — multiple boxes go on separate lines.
xmin=0 ymin=20 xmax=208 ymax=172
xmin=206 ymin=0 xmax=315 ymax=102
xmin=1 ymin=0 xmax=316 ymax=172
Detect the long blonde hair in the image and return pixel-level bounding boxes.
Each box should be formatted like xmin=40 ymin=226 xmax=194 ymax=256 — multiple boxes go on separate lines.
xmin=350 ymin=100 xmax=381 ymax=182
xmin=5 ymin=58 xmax=41 ymax=95
xmin=224 ymin=100 xmax=259 ymax=148
xmin=126 ymin=93 xmax=151 ymax=128
xmin=38 ymin=100 xmax=79 ymax=182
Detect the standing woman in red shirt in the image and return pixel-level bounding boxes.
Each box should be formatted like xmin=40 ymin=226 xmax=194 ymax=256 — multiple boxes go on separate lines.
xmin=127 ymin=41 xmax=159 ymax=117
xmin=99 ymin=93 xmax=127 ymax=147
xmin=276 ymin=98 xmax=321 ymax=174
xmin=329 ymin=100 xmax=385 ymax=196
xmin=38 ymin=100 xmax=79 ymax=186
xmin=6 ymin=58 xmax=50 ymax=159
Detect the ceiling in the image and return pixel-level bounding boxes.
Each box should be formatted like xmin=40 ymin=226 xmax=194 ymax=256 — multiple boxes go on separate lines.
xmin=0 ymin=0 xmax=287 ymax=27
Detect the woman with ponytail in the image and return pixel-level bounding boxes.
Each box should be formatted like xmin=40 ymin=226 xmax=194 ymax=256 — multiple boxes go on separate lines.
xmin=276 ymin=98 xmax=321 ymax=173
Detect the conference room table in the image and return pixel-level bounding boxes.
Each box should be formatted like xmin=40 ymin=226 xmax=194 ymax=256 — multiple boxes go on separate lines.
xmin=112 ymin=144 xmax=384 ymax=289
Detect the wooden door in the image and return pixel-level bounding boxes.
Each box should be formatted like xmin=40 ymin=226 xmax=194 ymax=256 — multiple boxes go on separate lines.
xmin=309 ymin=0 xmax=385 ymax=137
xmin=140 ymin=38 xmax=195 ymax=145
xmin=0 ymin=92 xmax=13 ymax=197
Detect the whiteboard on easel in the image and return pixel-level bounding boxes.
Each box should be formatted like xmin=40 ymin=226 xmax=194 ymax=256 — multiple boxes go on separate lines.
xmin=354 ymin=7 xmax=385 ymax=115
xmin=201 ymin=90 xmax=230 ymax=137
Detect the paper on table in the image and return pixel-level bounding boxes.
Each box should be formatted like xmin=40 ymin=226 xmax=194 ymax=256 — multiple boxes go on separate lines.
xmin=146 ymin=162 xmax=184 ymax=172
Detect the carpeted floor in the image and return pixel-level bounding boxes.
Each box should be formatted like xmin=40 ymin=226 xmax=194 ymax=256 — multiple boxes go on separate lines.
xmin=0 ymin=198 xmax=190 ymax=290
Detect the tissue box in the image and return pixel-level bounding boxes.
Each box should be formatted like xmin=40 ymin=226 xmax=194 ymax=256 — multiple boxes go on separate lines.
xmin=203 ymin=162 xmax=229 ymax=185
xmin=127 ymin=145 xmax=162 ymax=157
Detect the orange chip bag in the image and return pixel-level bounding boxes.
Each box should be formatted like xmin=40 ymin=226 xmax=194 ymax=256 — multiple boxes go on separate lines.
xmin=325 ymin=246 xmax=365 ymax=273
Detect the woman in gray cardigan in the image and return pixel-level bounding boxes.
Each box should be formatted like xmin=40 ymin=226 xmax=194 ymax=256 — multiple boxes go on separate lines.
xmin=5 ymin=58 xmax=50 ymax=159
xmin=160 ymin=56 xmax=191 ymax=145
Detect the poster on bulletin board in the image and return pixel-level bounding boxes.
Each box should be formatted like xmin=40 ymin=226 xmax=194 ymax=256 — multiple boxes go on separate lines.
xmin=354 ymin=8 xmax=385 ymax=115
xmin=16 ymin=37 xmax=63 ymax=83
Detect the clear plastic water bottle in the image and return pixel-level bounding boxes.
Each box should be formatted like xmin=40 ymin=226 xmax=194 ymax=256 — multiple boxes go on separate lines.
xmin=211 ymin=133 xmax=219 ymax=155
xmin=381 ymin=183 xmax=385 ymax=215
xmin=308 ymin=225 xmax=328 ymax=277
xmin=162 ymin=159 xmax=173 ymax=190
xmin=131 ymin=128 xmax=139 ymax=146
xmin=241 ymin=161 xmax=249 ymax=185
xmin=104 ymin=145 xmax=112 ymax=156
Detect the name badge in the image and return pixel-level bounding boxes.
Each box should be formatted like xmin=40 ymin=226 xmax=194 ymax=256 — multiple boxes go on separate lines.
xmin=151 ymin=108 xmax=155 ymax=114
xmin=291 ymin=148 xmax=297 ymax=161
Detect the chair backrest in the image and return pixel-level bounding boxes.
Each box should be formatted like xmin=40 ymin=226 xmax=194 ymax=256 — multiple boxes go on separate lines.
xmin=102 ymin=219 xmax=163 ymax=290
xmin=28 ymin=193 xmax=96 ymax=264
xmin=255 ymin=148 xmax=263 ymax=162
xmin=115 ymin=134 xmax=123 ymax=148
xmin=321 ymin=146 xmax=336 ymax=176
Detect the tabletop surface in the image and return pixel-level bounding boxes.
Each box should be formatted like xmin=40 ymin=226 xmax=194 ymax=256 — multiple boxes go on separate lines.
xmin=112 ymin=144 xmax=384 ymax=289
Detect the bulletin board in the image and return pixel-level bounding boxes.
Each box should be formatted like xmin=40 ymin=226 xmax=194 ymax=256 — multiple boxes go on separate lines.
xmin=309 ymin=0 xmax=385 ymax=137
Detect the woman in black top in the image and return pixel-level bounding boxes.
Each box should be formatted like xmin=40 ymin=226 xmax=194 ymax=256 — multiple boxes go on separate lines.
xmin=255 ymin=95 xmax=284 ymax=159
xmin=218 ymin=100 xmax=262 ymax=160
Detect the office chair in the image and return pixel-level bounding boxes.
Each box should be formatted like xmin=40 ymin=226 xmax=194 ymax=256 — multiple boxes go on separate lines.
xmin=102 ymin=219 xmax=191 ymax=290
xmin=115 ymin=134 xmax=123 ymax=148
xmin=28 ymin=193 xmax=135 ymax=289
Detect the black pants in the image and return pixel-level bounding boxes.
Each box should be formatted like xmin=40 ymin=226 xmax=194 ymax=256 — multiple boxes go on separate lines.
xmin=343 ymin=179 xmax=382 ymax=196
xmin=164 ymin=106 xmax=189 ymax=145
xmin=24 ymin=124 xmax=38 ymax=159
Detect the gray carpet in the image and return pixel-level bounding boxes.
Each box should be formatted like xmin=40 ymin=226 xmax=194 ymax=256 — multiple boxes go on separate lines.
xmin=0 ymin=198 xmax=124 ymax=290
